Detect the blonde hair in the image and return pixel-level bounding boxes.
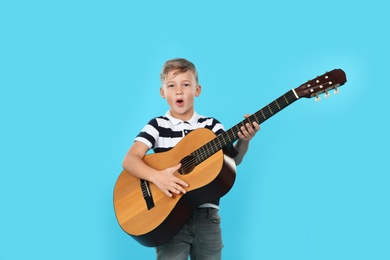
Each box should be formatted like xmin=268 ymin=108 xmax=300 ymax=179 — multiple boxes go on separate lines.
xmin=160 ymin=58 xmax=198 ymax=83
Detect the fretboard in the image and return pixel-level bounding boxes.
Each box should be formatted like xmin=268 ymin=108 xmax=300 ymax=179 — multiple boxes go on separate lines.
xmin=192 ymin=89 xmax=299 ymax=163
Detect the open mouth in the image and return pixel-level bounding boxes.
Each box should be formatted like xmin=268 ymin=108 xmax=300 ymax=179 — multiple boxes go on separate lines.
xmin=176 ymin=99 xmax=184 ymax=105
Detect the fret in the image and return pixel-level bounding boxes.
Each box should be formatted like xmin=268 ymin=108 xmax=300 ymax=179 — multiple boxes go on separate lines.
xmin=253 ymin=112 xmax=260 ymax=123
xmin=269 ymin=102 xmax=278 ymax=113
xmin=192 ymin=150 xmax=200 ymax=165
xmin=279 ymin=95 xmax=289 ymax=107
xmin=275 ymin=99 xmax=281 ymax=110
xmin=205 ymin=142 xmax=211 ymax=158
xmin=216 ymin=135 xmax=224 ymax=148
xmin=217 ymin=135 xmax=223 ymax=149
xmin=226 ymin=131 xmax=234 ymax=144
xmin=283 ymin=94 xmax=289 ymax=104
xmin=197 ymin=147 xmax=203 ymax=162
xmin=260 ymin=109 xmax=266 ymax=120
xmin=211 ymin=139 xmax=219 ymax=154
xmin=263 ymin=106 xmax=273 ymax=118
xmin=204 ymin=146 xmax=209 ymax=161
xmin=267 ymin=105 xmax=274 ymax=115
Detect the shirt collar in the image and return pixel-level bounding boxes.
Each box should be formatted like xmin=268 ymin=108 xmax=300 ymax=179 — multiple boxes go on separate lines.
xmin=165 ymin=110 xmax=200 ymax=126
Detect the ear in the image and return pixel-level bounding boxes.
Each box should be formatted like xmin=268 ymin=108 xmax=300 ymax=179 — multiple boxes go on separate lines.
xmin=160 ymin=87 xmax=165 ymax=98
xmin=195 ymin=85 xmax=202 ymax=97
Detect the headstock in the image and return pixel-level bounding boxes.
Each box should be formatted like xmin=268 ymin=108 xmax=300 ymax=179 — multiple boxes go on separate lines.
xmin=294 ymin=69 xmax=347 ymax=101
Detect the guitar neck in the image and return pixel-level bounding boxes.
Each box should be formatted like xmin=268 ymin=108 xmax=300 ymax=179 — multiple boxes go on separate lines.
xmin=193 ymin=89 xmax=299 ymax=163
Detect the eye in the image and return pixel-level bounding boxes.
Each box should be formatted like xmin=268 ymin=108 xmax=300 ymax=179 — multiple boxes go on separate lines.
xmin=167 ymin=84 xmax=174 ymax=88
xmin=183 ymin=83 xmax=191 ymax=87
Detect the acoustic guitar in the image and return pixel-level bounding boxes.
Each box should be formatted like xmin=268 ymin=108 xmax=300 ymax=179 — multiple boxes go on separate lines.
xmin=113 ymin=69 xmax=347 ymax=247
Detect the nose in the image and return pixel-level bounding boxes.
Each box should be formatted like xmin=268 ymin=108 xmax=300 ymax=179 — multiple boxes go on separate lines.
xmin=175 ymin=86 xmax=183 ymax=95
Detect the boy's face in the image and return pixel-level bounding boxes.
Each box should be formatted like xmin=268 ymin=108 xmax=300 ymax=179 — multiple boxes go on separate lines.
xmin=160 ymin=69 xmax=201 ymax=121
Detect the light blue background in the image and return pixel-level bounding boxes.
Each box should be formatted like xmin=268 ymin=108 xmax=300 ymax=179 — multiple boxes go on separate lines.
xmin=1 ymin=0 xmax=389 ymax=259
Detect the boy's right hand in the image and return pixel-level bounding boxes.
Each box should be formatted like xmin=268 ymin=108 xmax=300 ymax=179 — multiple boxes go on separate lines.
xmin=152 ymin=163 xmax=189 ymax=197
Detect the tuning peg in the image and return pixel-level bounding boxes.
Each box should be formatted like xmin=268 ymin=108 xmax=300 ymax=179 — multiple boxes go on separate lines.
xmin=315 ymin=93 xmax=321 ymax=102
xmin=334 ymin=86 xmax=340 ymax=94
xmin=325 ymin=90 xmax=330 ymax=98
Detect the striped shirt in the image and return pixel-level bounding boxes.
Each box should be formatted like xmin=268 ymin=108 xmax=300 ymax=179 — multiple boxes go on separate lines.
xmin=135 ymin=111 xmax=225 ymax=152
xmin=134 ymin=110 xmax=228 ymax=208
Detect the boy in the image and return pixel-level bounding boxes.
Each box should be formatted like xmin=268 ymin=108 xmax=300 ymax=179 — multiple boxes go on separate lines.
xmin=122 ymin=58 xmax=260 ymax=259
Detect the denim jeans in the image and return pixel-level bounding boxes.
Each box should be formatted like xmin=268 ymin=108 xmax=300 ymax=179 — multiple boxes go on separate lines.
xmin=156 ymin=207 xmax=223 ymax=260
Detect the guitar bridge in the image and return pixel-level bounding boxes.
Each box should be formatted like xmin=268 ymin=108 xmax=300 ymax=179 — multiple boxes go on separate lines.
xmin=140 ymin=179 xmax=155 ymax=210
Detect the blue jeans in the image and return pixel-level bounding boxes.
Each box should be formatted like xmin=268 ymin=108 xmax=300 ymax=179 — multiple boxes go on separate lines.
xmin=156 ymin=207 xmax=223 ymax=260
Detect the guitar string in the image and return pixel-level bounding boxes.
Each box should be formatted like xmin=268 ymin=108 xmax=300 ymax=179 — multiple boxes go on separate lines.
xmin=177 ymin=89 xmax=305 ymax=171
xmin=146 ymin=79 xmax=341 ymax=193
xmin=178 ymin=123 xmax=254 ymax=171
xmin=177 ymin=95 xmax=291 ymax=171
xmin=183 ymin=79 xmax=340 ymax=170
xmin=145 ymin=77 xmax=343 ymax=194
xmin=160 ymin=83 xmax=334 ymax=179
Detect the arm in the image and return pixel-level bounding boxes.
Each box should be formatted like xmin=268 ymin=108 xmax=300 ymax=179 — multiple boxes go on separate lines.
xmin=233 ymin=114 xmax=260 ymax=165
xmin=122 ymin=141 xmax=188 ymax=197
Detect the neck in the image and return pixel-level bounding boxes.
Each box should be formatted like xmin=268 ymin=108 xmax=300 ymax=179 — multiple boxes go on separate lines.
xmin=170 ymin=110 xmax=194 ymax=121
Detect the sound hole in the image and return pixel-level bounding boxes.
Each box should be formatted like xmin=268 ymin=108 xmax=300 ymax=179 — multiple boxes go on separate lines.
xmin=178 ymin=155 xmax=196 ymax=175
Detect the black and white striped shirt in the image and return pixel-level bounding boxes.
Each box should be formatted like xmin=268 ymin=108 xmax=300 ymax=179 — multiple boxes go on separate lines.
xmin=134 ymin=110 xmax=228 ymax=208
xmin=135 ymin=111 xmax=225 ymax=153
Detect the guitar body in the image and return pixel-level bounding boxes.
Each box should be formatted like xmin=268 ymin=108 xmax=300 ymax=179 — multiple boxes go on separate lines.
xmin=113 ymin=128 xmax=237 ymax=247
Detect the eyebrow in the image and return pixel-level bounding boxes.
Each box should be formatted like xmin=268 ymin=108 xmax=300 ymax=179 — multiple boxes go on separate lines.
xmin=165 ymin=79 xmax=192 ymax=84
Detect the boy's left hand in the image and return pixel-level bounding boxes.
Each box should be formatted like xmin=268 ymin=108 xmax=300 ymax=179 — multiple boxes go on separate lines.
xmin=238 ymin=114 xmax=260 ymax=141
